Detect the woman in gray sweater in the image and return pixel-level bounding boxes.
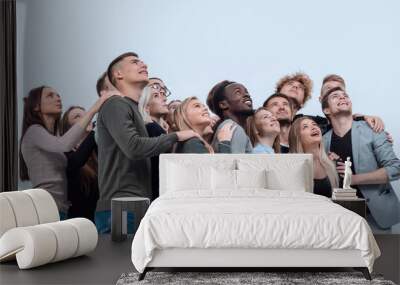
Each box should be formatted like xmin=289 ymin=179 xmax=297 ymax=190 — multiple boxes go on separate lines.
xmin=20 ymin=86 xmax=113 ymax=218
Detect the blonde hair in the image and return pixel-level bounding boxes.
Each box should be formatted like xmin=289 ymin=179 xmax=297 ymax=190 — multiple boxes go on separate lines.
xmin=246 ymin=107 xmax=280 ymax=153
xmin=174 ymin=96 xmax=214 ymax=153
xmin=288 ymin=117 xmax=338 ymax=188
xmin=138 ymin=86 xmax=168 ymax=129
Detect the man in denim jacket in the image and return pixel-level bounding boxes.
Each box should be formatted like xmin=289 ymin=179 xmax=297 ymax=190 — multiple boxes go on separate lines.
xmin=322 ymin=87 xmax=400 ymax=229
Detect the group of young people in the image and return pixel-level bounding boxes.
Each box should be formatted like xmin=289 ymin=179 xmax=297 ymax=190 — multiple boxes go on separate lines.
xmin=20 ymin=51 xmax=400 ymax=232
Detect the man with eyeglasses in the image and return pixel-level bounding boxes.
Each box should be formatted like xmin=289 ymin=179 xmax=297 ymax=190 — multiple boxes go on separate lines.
xmin=322 ymin=87 xmax=400 ymax=230
xmin=147 ymin=77 xmax=172 ymax=98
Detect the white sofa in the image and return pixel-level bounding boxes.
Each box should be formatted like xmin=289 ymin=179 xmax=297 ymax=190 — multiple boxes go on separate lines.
xmin=0 ymin=189 xmax=98 ymax=269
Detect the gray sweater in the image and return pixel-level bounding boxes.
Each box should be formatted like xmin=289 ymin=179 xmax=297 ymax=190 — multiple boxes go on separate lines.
xmin=96 ymin=96 xmax=178 ymax=211
xmin=212 ymin=119 xmax=253 ymax=153
xmin=20 ymin=124 xmax=85 ymax=213
xmin=176 ymin=138 xmax=231 ymax=153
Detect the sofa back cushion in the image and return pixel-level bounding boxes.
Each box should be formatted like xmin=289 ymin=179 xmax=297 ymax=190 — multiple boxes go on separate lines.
xmin=0 ymin=189 xmax=59 ymax=238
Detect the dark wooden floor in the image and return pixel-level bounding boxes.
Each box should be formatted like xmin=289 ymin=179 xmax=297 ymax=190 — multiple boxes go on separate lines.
xmin=0 ymin=235 xmax=134 ymax=285
xmin=1 ymin=230 xmax=398 ymax=284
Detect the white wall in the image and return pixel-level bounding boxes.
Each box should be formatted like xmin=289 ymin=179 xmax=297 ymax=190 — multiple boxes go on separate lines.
xmin=16 ymin=0 xmax=400 ymax=191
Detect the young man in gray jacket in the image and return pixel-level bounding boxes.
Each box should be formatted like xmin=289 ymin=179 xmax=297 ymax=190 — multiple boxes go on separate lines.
xmin=96 ymin=52 xmax=196 ymax=232
xmin=322 ymin=87 xmax=400 ymax=229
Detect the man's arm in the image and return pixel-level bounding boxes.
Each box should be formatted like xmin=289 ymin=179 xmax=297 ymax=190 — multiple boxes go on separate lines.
xmin=348 ymin=130 xmax=400 ymax=185
xmin=353 ymin=114 xmax=384 ymax=133
xmin=372 ymin=130 xmax=400 ymax=181
xmin=351 ymin=168 xmax=388 ymax=185
xmin=100 ymin=98 xmax=177 ymax=160
xmin=65 ymin=131 xmax=96 ymax=170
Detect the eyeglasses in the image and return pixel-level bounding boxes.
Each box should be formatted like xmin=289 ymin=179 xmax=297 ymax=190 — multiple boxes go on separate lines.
xmin=149 ymin=83 xmax=171 ymax=97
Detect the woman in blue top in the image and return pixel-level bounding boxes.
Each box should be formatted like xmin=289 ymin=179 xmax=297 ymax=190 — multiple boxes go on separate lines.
xmin=246 ymin=107 xmax=280 ymax=154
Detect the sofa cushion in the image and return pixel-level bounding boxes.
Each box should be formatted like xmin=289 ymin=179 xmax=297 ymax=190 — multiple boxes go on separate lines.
xmin=0 ymin=218 xmax=98 ymax=269
xmin=0 ymin=191 xmax=39 ymax=228
xmin=0 ymin=196 xmax=17 ymax=237
xmin=0 ymin=189 xmax=60 ymax=238
xmin=24 ymin=189 xmax=59 ymax=224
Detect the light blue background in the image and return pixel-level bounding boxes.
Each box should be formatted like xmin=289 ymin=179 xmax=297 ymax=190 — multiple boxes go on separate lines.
xmin=16 ymin=0 xmax=400 ymax=193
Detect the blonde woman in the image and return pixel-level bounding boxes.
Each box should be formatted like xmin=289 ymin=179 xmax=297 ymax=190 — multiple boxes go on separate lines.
xmin=138 ymin=78 xmax=170 ymax=133
xmin=138 ymin=79 xmax=171 ymax=200
xmin=174 ymin=97 xmax=235 ymax=153
xmin=246 ymin=107 xmax=280 ymax=154
xmin=289 ymin=116 xmax=338 ymax=197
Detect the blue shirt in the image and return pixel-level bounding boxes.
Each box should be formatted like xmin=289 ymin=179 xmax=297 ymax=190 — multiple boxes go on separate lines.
xmin=252 ymin=143 xmax=274 ymax=154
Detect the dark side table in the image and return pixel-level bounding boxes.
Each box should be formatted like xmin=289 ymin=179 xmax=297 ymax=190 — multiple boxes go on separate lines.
xmin=332 ymin=198 xmax=366 ymax=218
xmin=111 ymin=197 xmax=150 ymax=242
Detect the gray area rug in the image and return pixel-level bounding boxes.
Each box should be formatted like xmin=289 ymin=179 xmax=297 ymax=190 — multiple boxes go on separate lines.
xmin=117 ymin=272 xmax=396 ymax=285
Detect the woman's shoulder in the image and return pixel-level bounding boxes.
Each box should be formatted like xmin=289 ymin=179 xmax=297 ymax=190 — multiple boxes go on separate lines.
xmin=176 ymin=137 xmax=207 ymax=153
xmin=252 ymin=143 xmax=274 ymax=154
xmin=21 ymin=124 xmax=49 ymax=150
xmin=27 ymin=124 xmax=46 ymax=131
xmin=146 ymin=121 xmax=166 ymax=137
xmin=183 ymin=137 xmax=204 ymax=146
xmin=23 ymin=124 xmax=48 ymax=139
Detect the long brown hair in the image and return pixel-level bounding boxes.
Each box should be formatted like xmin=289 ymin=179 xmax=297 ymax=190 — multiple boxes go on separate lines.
xmin=61 ymin=106 xmax=98 ymax=196
xmin=174 ymin=97 xmax=214 ymax=153
xmin=246 ymin=107 xmax=281 ymax=153
xmin=288 ymin=116 xmax=338 ymax=188
xmin=20 ymin=86 xmax=61 ymax=180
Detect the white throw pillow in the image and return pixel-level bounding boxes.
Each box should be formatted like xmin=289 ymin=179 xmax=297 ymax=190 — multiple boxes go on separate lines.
xmin=266 ymin=165 xmax=308 ymax=191
xmin=212 ymin=168 xmax=237 ymax=191
xmin=237 ymin=157 xmax=311 ymax=192
xmin=166 ymin=162 xmax=211 ymax=192
xmin=236 ymin=169 xmax=268 ymax=189
xmin=211 ymin=169 xmax=268 ymax=191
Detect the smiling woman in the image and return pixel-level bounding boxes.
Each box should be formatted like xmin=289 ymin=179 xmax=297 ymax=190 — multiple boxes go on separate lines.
xmin=288 ymin=116 xmax=339 ymax=198
xmin=174 ymin=96 xmax=236 ymax=154
xmin=19 ymin=86 xmax=112 ymax=218
xmin=246 ymin=107 xmax=281 ymax=154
